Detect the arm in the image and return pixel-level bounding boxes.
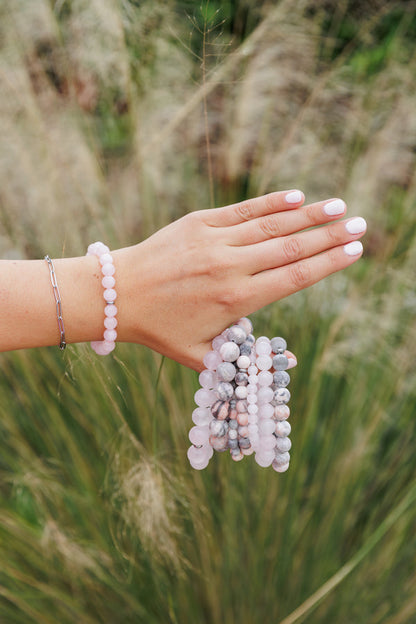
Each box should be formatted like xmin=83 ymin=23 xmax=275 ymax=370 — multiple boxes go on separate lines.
xmin=0 ymin=190 xmax=366 ymax=369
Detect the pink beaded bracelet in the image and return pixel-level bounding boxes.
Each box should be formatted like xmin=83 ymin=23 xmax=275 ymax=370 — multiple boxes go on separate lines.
xmin=86 ymin=241 xmax=118 ymax=355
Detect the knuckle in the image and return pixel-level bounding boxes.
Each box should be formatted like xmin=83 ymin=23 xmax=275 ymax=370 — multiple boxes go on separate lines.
xmin=305 ymin=205 xmax=321 ymax=226
xmin=235 ymin=200 xmax=255 ymax=222
xmin=327 ymin=247 xmax=339 ymax=268
xmin=326 ymin=224 xmax=340 ymax=245
xmin=217 ymin=284 xmax=245 ymax=312
xmin=260 ymin=215 xmax=281 ymax=239
xmin=289 ymin=261 xmax=312 ymax=289
xmin=282 ymin=236 xmax=303 ymax=262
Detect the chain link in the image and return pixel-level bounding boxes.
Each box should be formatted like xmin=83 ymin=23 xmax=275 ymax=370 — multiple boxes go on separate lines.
xmin=44 ymin=255 xmax=66 ymax=350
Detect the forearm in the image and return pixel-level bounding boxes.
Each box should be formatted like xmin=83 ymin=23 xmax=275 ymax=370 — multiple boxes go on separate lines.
xmin=0 ymin=254 xmax=124 ymax=351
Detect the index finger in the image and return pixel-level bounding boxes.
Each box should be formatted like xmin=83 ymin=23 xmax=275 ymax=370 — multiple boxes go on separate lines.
xmin=202 ymin=190 xmax=305 ymax=227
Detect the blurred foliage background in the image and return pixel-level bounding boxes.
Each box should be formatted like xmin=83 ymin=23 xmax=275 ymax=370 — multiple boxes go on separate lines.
xmin=1 ymin=0 xmax=416 ymax=622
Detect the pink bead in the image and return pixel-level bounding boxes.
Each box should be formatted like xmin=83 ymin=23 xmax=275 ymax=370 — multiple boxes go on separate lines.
xmin=259 ymin=436 xmax=277 ymax=451
xmin=104 ymin=288 xmax=117 ymax=302
xmin=192 ymin=407 xmax=212 ymax=426
xmin=212 ymin=335 xmax=226 ymax=351
xmin=237 ymin=412 xmax=248 ymax=426
xmin=102 ymin=275 xmax=116 ymax=289
xmin=248 ymin=424 xmax=258 ymax=436
xmin=104 ymin=317 xmax=118 ymax=330
xmin=256 ymin=355 xmax=273 ymax=371
xmin=242 ymin=446 xmax=254 ymax=456
xmin=248 ymin=365 xmax=257 ymax=375
xmin=272 ymin=461 xmax=289 ymax=473
xmin=237 ymin=317 xmax=253 ymax=335
xmin=258 ymin=404 xmax=274 ymax=419
xmin=259 ymin=419 xmax=276 ymax=435
xmin=99 ymin=253 xmax=113 ymax=265
xmin=187 ymin=445 xmax=210 ymax=470
xmin=105 ymin=304 xmax=118 ymax=317
xmin=91 ymin=340 xmax=115 ymax=355
xmin=248 ymin=413 xmax=258 ymax=424
xmin=247 ymin=394 xmax=257 ymax=404
xmin=101 ymin=263 xmax=115 ymax=276
xmin=257 ymin=386 xmax=274 ymax=404
xmin=199 ymin=370 xmax=216 ymax=389
xmin=258 ymin=370 xmax=273 ymax=386
xmin=238 ymin=425 xmax=249 ymax=437
xmin=254 ymin=450 xmax=275 ymax=467
xmin=203 ymin=350 xmax=222 ymax=371
xmin=274 ymin=405 xmax=290 ymax=421
xmin=256 ymin=340 xmax=272 ymax=356
xmin=189 ymin=426 xmax=210 ymax=446
xmin=194 ymin=388 xmax=215 ymax=408
xmin=236 ymin=355 xmax=251 ymax=369
xmin=247 ymin=404 xmax=258 ymax=415
xmin=104 ymin=329 xmax=117 ymax=342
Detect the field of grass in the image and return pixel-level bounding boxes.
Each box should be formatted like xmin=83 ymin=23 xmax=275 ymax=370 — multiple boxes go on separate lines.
xmin=1 ymin=1 xmax=416 ymax=622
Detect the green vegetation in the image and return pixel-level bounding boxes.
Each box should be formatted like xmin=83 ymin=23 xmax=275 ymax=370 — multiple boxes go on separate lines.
xmin=0 ymin=0 xmax=416 ymax=622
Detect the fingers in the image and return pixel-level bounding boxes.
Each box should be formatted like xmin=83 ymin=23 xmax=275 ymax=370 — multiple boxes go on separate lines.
xmin=241 ymin=216 xmax=367 ymax=274
xmin=248 ymin=240 xmax=364 ymax=310
xmin=202 ymin=190 xmax=305 ymax=227
xmin=227 ymin=198 xmax=347 ymax=246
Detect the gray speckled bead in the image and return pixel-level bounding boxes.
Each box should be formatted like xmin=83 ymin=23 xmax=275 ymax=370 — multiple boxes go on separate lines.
xmin=274 ymin=388 xmax=291 ymax=404
xmin=272 ymin=461 xmax=290 ymax=473
xmin=228 ymin=438 xmax=239 ymax=449
xmin=272 ymin=354 xmax=289 ymax=371
xmin=245 ymin=334 xmax=255 ymax=346
xmin=273 ymin=371 xmax=290 ymax=388
xmin=271 ymin=337 xmax=287 ymax=353
xmin=239 ymin=437 xmax=251 ymax=449
xmin=275 ymin=437 xmax=292 ymax=453
xmin=216 ymin=362 xmax=236 ymax=382
xmin=210 ymin=434 xmax=229 ymax=452
xmin=228 ymin=419 xmax=238 ymax=430
xmin=229 ymin=429 xmax=238 ymax=440
xmin=227 ymin=325 xmax=247 ymax=345
xmin=230 ymin=448 xmax=244 ymax=461
xmin=220 ymin=341 xmax=240 ymax=362
xmin=273 ymin=451 xmax=290 ymax=465
xmin=210 ymin=419 xmax=228 ymax=437
xmin=211 ymin=400 xmax=231 ymax=420
xmin=275 ymin=420 xmax=291 ymax=437
xmin=216 ymin=382 xmax=234 ymax=401
xmin=239 ymin=342 xmax=252 ymax=356
xmin=235 ymin=372 xmax=249 ymax=386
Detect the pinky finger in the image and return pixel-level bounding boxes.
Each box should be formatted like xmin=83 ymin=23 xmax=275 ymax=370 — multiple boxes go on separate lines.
xmin=251 ymin=241 xmax=363 ymax=309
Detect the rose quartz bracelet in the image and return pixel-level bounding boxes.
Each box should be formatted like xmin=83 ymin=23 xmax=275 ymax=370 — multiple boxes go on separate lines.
xmin=86 ymin=241 xmax=118 ymax=355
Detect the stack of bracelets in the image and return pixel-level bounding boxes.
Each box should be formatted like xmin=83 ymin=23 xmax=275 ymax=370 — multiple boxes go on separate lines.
xmin=188 ymin=317 xmax=292 ymax=473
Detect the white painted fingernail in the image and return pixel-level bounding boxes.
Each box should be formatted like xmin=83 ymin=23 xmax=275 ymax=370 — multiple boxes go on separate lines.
xmin=287 ymin=357 xmax=297 ymax=369
xmin=345 ymin=217 xmax=367 ymax=234
xmin=285 ymin=190 xmax=303 ymax=204
xmin=344 ymin=241 xmax=363 ymax=256
xmin=324 ymin=198 xmax=346 ymax=216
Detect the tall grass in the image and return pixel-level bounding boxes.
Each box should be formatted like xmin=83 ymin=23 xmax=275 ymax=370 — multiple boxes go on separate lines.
xmin=1 ymin=0 xmax=416 ymax=622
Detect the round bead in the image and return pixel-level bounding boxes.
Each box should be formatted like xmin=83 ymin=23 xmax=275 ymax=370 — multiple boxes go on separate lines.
xmin=258 ymin=419 xmax=276 ymax=435
xmin=257 ymin=386 xmax=274 ymax=404
xmin=248 ymin=424 xmax=258 ymax=436
xmin=258 ymin=435 xmax=277 ymax=451
xmin=211 ymin=400 xmax=231 ymax=420
xmin=104 ymin=304 xmax=118 ymax=317
xmin=216 ymin=362 xmax=236 ymax=382
xmin=235 ymin=372 xmax=249 ymax=386
xmin=248 ymin=365 xmax=257 ymax=375
xmin=254 ymin=450 xmax=275 ymax=467
xmin=194 ymin=388 xmax=215 ymax=408
xmin=242 ymin=446 xmax=254 ymax=456
xmin=257 ymin=371 xmax=273 ymax=387
xmin=102 ymin=275 xmax=116 ymax=289
xmin=192 ymin=407 xmax=212 ymax=426
xmin=235 ymin=386 xmax=248 ymax=399
xmin=187 ymin=445 xmax=210 ymax=470
xmin=212 ymin=335 xmax=226 ymax=351
xmin=101 ymin=263 xmax=115 ymax=276
xmin=228 ymin=438 xmax=239 ymax=450
xmin=272 ymin=461 xmax=290 ymax=473
xmin=273 ymin=371 xmax=290 ymax=387
xmin=216 ymin=382 xmax=234 ymax=401
xmin=247 ymin=394 xmax=257 ymax=404
xmin=239 ymin=437 xmax=251 ymax=450
xmin=248 ymin=375 xmax=258 ymax=384
xmin=209 ymin=435 xmax=229 ymax=451
xmin=104 ymin=329 xmax=117 ymax=342
xmin=275 ymin=437 xmax=292 ymax=453
xmin=104 ymin=317 xmax=118 ymax=330
xmin=231 ymin=450 xmax=244 ymax=462
xmin=256 ymin=341 xmax=272 ymax=356
xmin=210 ymin=419 xmax=228 ymax=436
xmin=227 ymin=325 xmax=247 ymax=344
xmin=275 ymin=420 xmax=291 ymax=437
xmin=237 ymin=317 xmax=253 ymax=335
xmin=239 ymin=343 xmax=252 ymax=356
xmin=189 ymin=426 xmax=210 ymax=446
xmin=247 ymin=404 xmax=258 ymax=415
xmin=99 ymin=253 xmax=113 ymax=266
xmin=199 ymin=370 xmax=216 ymax=389
xmin=203 ymin=350 xmax=223 ymax=371
xmin=229 ymin=429 xmax=238 ymax=440
xmin=245 ymin=334 xmax=255 ymax=345
xmin=271 ymin=337 xmax=287 ymax=353
xmin=228 ymin=419 xmax=238 ymax=430
xmin=220 ymin=341 xmax=240 ymax=362
xmin=274 ymin=451 xmax=290 ymax=466
xmin=258 ymin=403 xmax=274 ymax=419
xmin=274 ymin=405 xmax=290 ymax=421
xmin=248 ymin=413 xmax=258 ymax=424
xmin=247 ymin=384 xmax=257 ymax=394
xmin=236 ymin=355 xmax=251 ymax=369
xmin=237 ymin=412 xmax=248 ymax=426
xmin=103 ymin=288 xmax=117 ymax=302
xmin=238 ymin=426 xmax=249 ymax=438
xmin=256 ymin=336 xmax=270 ymax=343
xmin=256 ymin=355 xmax=273 ymax=371
xmin=272 ymin=354 xmax=289 ymax=371
xmin=236 ymin=400 xmax=247 ymax=413
xmin=274 ymin=388 xmax=291 ymax=405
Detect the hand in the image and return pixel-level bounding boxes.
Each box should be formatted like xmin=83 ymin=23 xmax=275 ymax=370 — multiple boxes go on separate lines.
xmin=114 ymin=190 xmax=366 ymax=371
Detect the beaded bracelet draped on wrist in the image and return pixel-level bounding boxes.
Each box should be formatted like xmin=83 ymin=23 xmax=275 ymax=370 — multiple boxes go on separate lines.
xmin=188 ymin=317 xmax=292 ymax=473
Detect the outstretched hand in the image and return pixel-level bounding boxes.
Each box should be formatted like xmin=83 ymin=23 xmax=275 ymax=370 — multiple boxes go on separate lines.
xmin=114 ymin=190 xmax=366 ymax=370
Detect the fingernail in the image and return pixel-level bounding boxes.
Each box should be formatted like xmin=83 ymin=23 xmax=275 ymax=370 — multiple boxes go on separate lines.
xmin=287 ymin=357 xmax=297 ymax=369
xmin=285 ymin=190 xmax=303 ymax=204
xmin=344 ymin=241 xmax=363 ymax=256
xmin=324 ymin=198 xmax=346 ymax=216
xmin=345 ymin=217 xmax=367 ymax=234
